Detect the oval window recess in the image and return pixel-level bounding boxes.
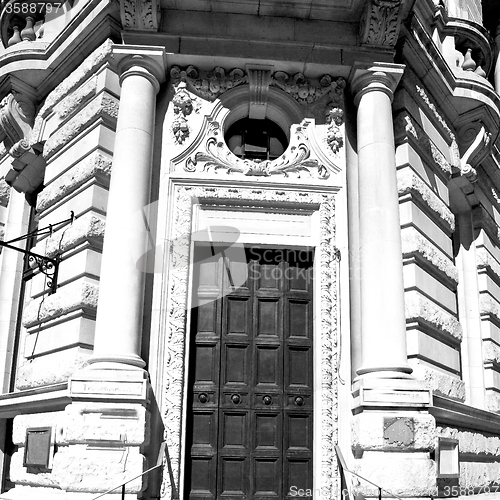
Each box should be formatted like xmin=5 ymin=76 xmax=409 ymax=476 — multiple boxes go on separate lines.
xmin=224 ymin=118 xmax=288 ymax=161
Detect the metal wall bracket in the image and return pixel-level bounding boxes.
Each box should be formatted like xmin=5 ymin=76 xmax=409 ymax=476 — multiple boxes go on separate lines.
xmin=0 ymin=212 xmax=74 ymax=295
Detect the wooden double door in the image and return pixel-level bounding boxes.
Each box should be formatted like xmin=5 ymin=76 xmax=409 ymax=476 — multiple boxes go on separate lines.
xmin=185 ymin=246 xmax=314 ymax=500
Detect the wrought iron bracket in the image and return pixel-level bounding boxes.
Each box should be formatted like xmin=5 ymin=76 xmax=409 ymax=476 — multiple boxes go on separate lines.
xmin=0 ymin=212 xmax=75 ymax=295
xmin=0 ymin=240 xmax=61 ymax=295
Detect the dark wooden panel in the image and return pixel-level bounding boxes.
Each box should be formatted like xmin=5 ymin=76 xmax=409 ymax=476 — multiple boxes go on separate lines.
xmin=186 ymin=246 xmax=314 ymax=500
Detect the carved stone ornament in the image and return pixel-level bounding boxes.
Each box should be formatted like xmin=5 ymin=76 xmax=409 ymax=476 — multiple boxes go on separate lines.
xmin=170 ymin=65 xmax=247 ymax=101
xmin=158 ymin=185 xmax=339 ymax=499
xmin=119 ymin=0 xmax=161 ymax=31
xmin=0 ymin=91 xmax=46 ymax=195
xmin=171 ymin=80 xmax=201 ymax=145
xmin=457 ymin=121 xmax=492 ymax=183
xmin=185 ymin=120 xmax=337 ymax=179
xmin=360 ymin=0 xmax=403 ymax=47
xmin=272 ymin=73 xmax=346 ymax=155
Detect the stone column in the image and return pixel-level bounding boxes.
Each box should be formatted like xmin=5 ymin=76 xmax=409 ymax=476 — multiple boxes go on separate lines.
xmin=351 ymin=63 xmax=413 ymax=381
xmin=89 ymin=47 xmax=166 ymax=371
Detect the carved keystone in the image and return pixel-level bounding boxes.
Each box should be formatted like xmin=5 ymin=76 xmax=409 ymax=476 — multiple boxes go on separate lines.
xmin=247 ymin=65 xmax=273 ymax=120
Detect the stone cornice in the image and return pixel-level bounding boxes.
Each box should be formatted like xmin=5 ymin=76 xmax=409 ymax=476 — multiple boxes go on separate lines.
xmin=0 ymin=0 xmax=120 ymax=100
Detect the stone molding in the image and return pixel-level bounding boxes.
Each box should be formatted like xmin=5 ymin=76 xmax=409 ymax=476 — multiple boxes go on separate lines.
xmin=158 ymin=185 xmax=339 ymax=499
xmin=394 ymin=111 xmax=453 ymax=177
xmin=479 ymin=294 xmax=500 ymax=326
xmin=30 ymin=213 xmax=105 ymax=258
xmin=23 ymin=280 xmax=99 ymax=329
xmin=397 ymin=168 xmax=456 ymax=232
xmin=36 ymin=151 xmax=112 ymax=213
xmin=401 ymin=226 xmax=459 ymax=283
xmin=437 ymin=425 xmax=500 ymax=455
xmin=360 ymin=0 xmax=404 ymax=47
xmin=405 ymin=290 xmax=463 ymax=342
xmin=119 ymin=0 xmax=161 ymax=31
xmin=476 ymin=247 xmax=500 ymax=285
xmin=185 ymin=119 xmax=339 ymax=179
xmin=43 ymin=92 xmax=119 ymax=159
xmin=411 ymin=364 xmax=466 ymax=401
xmin=35 ymin=39 xmax=114 ymax=125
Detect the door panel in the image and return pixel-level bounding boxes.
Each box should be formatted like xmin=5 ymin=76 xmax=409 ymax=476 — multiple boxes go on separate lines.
xmin=186 ymin=247 xmax=313 ymax=500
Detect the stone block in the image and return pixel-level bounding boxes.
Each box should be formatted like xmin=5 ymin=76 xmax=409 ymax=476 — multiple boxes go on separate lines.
xmin=397 ymin=167 xmax=455 ymax=232
xmin=486 ymin=389 xmax=500 ymax=413
xmin=403 ymin=262 xmax=457 ymax=313
xmin=352 ymin=412 xmax=436 ymax=455
xmin=410 ymin=362 xmax=466 ymax=401
xmin=352 ymin=451 xmax=436 ymax=497
xmin=399 ymin=200 xmax=453 ymax=257
xmin=406 ymin=329 xmax=460 ymax=372
xmin=13 ymin=411 xmax=65 ymax=446
xmin=37 ymin=150 xmax=112 ymax=213
xmin=0 ymin=177 xmax=11 ymax=207
xmin=23 ymin=315 xmax=95 ymax=358
xmin=22 ymin=279 xmax=99 ymax=329
xmin=15 ymin=346 xmax=91 ymax=390
xmin=42 ymin=127 xmax=115 ymax=188
xmin=63 ymin=402 xmax=148 ymax=446
xmin=401 ymin=226 xmax=458 ymax=283
xmin=405 ymin=290 xmax=463 ymax=341
xmin=43 ymin=92 xmax=119 ymax=160
xmin=9 ymin=444 xmax=146 ymax=494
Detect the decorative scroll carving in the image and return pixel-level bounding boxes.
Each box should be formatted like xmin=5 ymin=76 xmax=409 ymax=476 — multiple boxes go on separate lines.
xmin=169 ymin=66 xmax=345 ymax=156
xmin=170 ymin=65 xmax=247 ymax=101
xmin=272 ymin=73 xmax=346 ymax=155
xmin=185 ymin=120 xmax=333 ymax=179
xmin=0 ymin=91 xmax=46 ymax=195
xmin=457 ymin=122 xmax=492 ymax=183
xmin=271 ymin=72 xmax=344 ymax=106
xmin=171 ymin=80 xmax=201 ymax=144
xmin=119 ymin=0 xmax=161 ymax=31
xmin=360 ymin=0 xmax=403 ymax=47
xmin=159 ymin=186 xmax=339 ymax=499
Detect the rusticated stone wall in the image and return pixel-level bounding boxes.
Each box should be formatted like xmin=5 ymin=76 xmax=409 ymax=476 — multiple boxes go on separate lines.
xmin=14 ymin=39 xmax=117 ymax=391
xmin=394 ymin=70 xmax=465 ymax=402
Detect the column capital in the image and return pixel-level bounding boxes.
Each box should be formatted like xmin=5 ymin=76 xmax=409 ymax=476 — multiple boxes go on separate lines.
xmin=112 ymin=45 xmax=167 ymax=92
xmin=349 ymin=62 xmax=405 ymax=107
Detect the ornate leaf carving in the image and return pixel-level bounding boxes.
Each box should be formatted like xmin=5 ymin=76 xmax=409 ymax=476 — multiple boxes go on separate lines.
xmin=185 ymin=121 xmax=331 ymax=179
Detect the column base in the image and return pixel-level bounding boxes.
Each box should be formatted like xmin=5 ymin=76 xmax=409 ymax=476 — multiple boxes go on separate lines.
xmin=352 ymin=377 xmax=431 ymax=413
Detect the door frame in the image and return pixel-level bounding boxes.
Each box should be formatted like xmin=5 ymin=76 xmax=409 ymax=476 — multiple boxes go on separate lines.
xmin=151 ymin=184 xmax=340 ymax=500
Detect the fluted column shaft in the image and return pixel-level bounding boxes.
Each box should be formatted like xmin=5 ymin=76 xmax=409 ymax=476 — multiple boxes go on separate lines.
xmin=351 ymin=66 xmax=412 ymax=378
xmin=90 ymin=47 xmax=165 ymax=370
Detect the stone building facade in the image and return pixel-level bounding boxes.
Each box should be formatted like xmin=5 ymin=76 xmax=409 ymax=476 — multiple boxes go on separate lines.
xmin=0 ymin=0 xmax=500 ymax=498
